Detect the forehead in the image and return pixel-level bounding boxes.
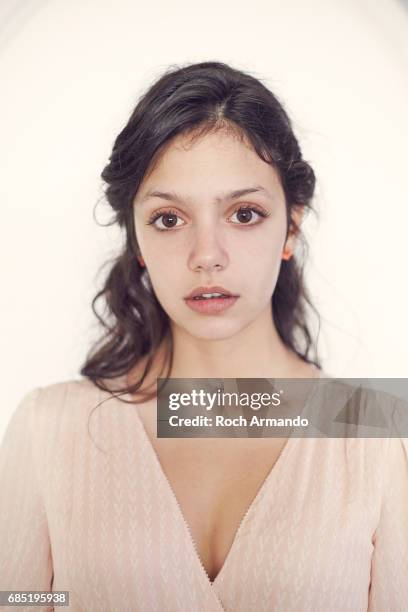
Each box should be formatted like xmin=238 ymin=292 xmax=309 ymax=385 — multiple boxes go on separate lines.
xmin=139 ymin=129 xmax=283 ymax=197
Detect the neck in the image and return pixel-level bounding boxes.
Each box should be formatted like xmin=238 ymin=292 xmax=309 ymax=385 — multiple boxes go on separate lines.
xmin=168 ymin=305 xmax=313 ymax=379
xmin=125 ymin=306 xmax=319 ymax=396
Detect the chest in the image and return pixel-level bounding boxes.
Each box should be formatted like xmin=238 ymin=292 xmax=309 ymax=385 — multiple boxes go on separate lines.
xmin=139 ymin=411 xmax=289 ymax=582
xmin=58 ymin=417 xmax=380 ymax=610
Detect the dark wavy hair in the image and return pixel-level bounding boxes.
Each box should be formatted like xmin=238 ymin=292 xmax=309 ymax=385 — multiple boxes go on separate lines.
xmin=80 ymin=60 xmax=322 ymax=404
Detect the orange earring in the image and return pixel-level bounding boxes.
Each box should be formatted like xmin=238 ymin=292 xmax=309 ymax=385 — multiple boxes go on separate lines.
xmin=137 ymin=255 xmax=145 ymax=267
xmin=282 ymin=247 xmax=293 ymax=261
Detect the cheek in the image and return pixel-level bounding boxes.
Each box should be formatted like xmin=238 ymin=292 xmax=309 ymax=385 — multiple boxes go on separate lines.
xmin=147 ymin=259 xmax=178 ymax=292
xmin=238 ymin=230 xmax=285 ymax=298
xmin=139 ymin=230 xmax=186 ymax=264
xmin=235 ymin=225 xmax=285 ymax=269
xmin=143 ymin=255 xmax=184 ymax=313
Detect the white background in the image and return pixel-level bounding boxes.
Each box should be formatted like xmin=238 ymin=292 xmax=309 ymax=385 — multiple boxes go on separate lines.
xmin=1 ymin=0 xmax=407 ymax=435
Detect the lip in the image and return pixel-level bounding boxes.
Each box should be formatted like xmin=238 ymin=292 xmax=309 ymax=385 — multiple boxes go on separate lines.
xmin=184 ymin=285 xmax=239 ymax=299
xmin=184 ymin=295 xmax=239 ymax=314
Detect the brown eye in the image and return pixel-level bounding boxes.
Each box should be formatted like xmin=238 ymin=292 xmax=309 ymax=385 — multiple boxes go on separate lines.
xmin=230 ymin=206 xmax=268 ymax=226
xmin=236 ymin=209 xmax=253 ymax=223
xmin=147 ymin=209 xmax=186 ymax=231
xmin=161 ymin=213 xmax=178 ymax=228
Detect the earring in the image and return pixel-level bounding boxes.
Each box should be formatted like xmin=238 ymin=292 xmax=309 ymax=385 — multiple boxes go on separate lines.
xmin=137 ymin=255 xmax=145 ymax=267
xmin=282 ymin=247 xmax=293 ymax=261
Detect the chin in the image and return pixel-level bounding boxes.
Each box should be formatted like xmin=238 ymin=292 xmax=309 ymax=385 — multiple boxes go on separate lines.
xmin=177 ymin=317 xmax=248 ymax=341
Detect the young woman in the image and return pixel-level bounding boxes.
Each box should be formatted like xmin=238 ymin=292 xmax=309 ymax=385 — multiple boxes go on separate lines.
xmin=0 ymin=61 xmax=407 ymax=612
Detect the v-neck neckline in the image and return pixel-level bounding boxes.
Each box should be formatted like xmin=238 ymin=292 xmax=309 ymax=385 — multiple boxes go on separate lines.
xmin=106 ymin=369 xmax=324 ymax=592
xmin=133 ymin=408 xmax=301 ymax=589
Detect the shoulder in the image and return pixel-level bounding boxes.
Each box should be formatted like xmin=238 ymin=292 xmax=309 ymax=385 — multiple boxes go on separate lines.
xmin=12 ymin=378 xmax=103 ymax=444
xmin=11 ymin=379 xmax=118 ymax=472
xmin=36 ymin=377 xmax=101 ymax=409
xmin=1 ymin=379 xmax=101 ymax=481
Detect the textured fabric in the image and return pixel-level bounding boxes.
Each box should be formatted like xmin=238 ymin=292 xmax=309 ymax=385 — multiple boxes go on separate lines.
xmin=0 ymin=378 xmax=407 ymax=611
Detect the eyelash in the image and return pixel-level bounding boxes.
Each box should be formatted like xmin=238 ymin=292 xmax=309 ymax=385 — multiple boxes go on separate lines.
xmin=145 ymin=204 xmax=271 ymax=232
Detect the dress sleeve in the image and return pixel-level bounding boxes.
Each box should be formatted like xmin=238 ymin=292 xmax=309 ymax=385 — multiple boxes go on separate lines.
xmin=0 ymin=388 xmax=54 ymax=611
xmin=368 ymin=398 xmax=408 ymax=611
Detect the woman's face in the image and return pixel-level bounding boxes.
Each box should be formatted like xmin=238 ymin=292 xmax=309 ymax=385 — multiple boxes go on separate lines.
xmin=133 ymin=129 xmax=297 ymax=341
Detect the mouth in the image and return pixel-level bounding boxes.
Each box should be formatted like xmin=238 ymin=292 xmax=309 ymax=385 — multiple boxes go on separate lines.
xmin=184 ymin=286 xmax=240 ymax=314
xmin=184 ymin=286 xmax=239 ymax=300
xmin=189 ymin=294 xmax=232 ymax=301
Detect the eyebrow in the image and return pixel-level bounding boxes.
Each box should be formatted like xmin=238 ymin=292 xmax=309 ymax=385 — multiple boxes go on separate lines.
xmin=139 ymin=184 xmax=271 ymax=205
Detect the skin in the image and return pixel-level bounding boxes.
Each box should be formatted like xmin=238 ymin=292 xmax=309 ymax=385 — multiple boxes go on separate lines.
xmin=130 ymin=127 xmax=319 ymax=582
xmin=133 ymin=127 xmax=313 ymax=381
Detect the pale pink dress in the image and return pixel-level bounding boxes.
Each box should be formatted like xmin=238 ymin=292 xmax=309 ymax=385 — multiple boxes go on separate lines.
xmin=0 ymin=377 xmax=407 ymax=611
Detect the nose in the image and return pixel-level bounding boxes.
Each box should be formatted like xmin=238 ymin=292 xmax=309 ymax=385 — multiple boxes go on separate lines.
xmin=188 ymin=225 xmax=229 ymax=273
